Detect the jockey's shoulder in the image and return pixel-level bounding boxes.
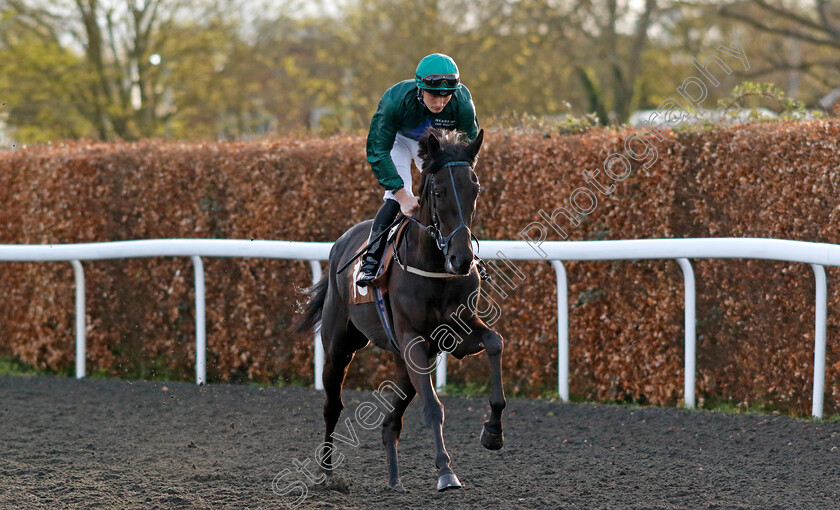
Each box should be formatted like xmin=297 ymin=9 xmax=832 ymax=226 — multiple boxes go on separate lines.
xmin=383 ymin=79 xmax=418 ymax=97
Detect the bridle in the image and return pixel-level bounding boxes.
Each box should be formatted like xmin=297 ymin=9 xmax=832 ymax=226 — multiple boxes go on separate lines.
xmin=334 ymin=158 xmax=481 ymax=280
xmin=404 ymin=160 xmax=479 ymax=258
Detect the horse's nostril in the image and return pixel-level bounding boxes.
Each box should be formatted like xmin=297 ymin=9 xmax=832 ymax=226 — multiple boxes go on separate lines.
xmin=448 ymin=257 xmax=468 ymax=273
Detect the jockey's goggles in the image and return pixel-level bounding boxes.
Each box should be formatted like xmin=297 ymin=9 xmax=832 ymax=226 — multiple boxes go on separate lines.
xmin=418 ymin=74 xmax=460 ymax=89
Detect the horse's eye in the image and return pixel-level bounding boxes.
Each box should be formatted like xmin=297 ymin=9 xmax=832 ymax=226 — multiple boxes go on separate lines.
xmin=433 ymin=190 xmax=441 ymax=198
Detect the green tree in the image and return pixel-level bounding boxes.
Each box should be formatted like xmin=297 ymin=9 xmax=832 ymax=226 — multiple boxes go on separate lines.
xmin=0 ymin=0 xmax=212 ymax=141
xmin=0 ymin=17 xmax=97 ymax=142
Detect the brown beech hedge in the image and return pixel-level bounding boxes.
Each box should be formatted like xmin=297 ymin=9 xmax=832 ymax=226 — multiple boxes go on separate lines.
xmin=1 ymin=120 xmax=839 ymax=415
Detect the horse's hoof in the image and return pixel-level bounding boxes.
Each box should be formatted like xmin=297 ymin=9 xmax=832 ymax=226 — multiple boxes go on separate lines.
xmin=318 ymin=465 xmax=333 ymax=477
xmin=480 ymin=424 xmax=504 ymax=450
xmin=437 ymin=472 xmax=462 ymax=491
xmin=389 ymin=479 xmax=407 ymax=492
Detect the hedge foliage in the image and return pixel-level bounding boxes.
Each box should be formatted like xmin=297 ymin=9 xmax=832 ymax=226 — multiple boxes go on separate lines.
xmin=1 ymin=120 xmax=839 ymax=415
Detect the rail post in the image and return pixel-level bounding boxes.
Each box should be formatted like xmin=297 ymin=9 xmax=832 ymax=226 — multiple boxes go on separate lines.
xmin=71 ymin=260 xmax=85 ymax=379
xmin=436 ymin=352 xmax=447 ymax=392
xmin=811 ymin=264 xmax=827 ymax=418
xmin=676 ymin=258 xmax=696 ymax=409
xmin=551 ymin=260 xmax=569 ymax=402
xmin=310 ymin=260 xmax=325 ymax=391
xmin=191 ymin=256 xmax=206 ymax=385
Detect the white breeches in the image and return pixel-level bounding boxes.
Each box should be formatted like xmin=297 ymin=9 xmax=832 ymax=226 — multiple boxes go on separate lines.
xmin=383 ymin=133 xmax=424 ymax=201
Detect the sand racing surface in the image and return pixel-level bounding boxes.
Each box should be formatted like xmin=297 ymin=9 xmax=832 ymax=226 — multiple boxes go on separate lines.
xmin=2 ymin=374 xmax=839 ymax=509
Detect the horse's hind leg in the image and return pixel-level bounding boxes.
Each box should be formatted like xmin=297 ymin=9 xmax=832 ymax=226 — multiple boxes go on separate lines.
xmin=381 ymin=358 xmax=416 ymax=491
xmin=320 ymin=312 xmax=367 ymax=475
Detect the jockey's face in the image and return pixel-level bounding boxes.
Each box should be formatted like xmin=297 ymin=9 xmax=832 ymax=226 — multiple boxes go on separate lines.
xmin=422 ymin=90 xmax=452 ymax=113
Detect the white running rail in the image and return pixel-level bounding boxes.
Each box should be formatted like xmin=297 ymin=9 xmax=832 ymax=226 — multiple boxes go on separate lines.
xmin=0 ymin=238 xmax=835 ymax=417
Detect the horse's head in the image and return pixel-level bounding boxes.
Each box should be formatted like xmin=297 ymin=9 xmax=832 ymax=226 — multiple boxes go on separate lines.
xmin=417 ymin=127 xmax=485 ymax=275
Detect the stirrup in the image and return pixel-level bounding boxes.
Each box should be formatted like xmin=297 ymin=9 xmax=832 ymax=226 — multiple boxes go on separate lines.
xmin=356 ymin=263 xmax=379 ymax=287
xmin=356 ymin=274 xmax=377 ymax=287
xmin=356 ymin=226 xmax=387 ymax=287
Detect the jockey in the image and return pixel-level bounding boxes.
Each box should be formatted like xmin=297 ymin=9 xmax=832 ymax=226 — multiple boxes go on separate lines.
xmin=356 ymin=53 xmax=480 ymax=287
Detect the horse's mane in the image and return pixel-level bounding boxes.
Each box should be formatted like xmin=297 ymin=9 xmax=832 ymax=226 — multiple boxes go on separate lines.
xmin=417 ymin=127 xmax=473 ymax=198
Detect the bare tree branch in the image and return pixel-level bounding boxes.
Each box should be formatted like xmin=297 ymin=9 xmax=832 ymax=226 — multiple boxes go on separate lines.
xmin=742 ymin=58 xmax=840 ymax=77
xmin=105 ymin=7 xmax=130 ymax=112
xmin=750 ymin=0 xmax=826 ymax=34
xmin=141 ymin=0 xmax=164 ymax=42
xmin=816 ymin=0 xmax=840 ymax=40
xmin=6 ymin=0 xmax=62 ymax=43
xmin=718 ymin=3 xmax=840 ymax=49
xmin=619 ymin=0 xmax=655 ymax=115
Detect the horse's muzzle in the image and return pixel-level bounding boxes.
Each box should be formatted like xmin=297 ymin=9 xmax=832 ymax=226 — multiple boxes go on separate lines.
xmin=446 ymin=255 xmax=475 ymax=276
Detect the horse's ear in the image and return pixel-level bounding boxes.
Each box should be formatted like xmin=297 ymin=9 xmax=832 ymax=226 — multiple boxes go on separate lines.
xmin=427 ymin=131 xmax=441 ymax=156
xmin=467 ymin=129 xmax=484 ymax=161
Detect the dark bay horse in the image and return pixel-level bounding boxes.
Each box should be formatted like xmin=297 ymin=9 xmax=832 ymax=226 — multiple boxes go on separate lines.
xmin=297 ymin=128 xmax=506 ymax=492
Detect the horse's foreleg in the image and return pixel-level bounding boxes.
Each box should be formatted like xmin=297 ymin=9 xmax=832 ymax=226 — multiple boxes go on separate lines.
xmin=402 ymin=334 xmax=461 ymax=491
xmin=480 ymin=329 xmax=506 ymax=450
xmin=451 ymin=317 xmax=507 ymax=451
xmin=381 ymin=358 xmax=416 ymax=491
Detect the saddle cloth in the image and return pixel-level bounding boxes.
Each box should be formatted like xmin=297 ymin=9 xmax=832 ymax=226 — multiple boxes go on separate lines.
xmin=348 ymin=220 xmax=409 ymax=306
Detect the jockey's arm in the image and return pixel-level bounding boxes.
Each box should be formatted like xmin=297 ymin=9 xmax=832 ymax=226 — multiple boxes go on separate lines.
xmin=366 ymin=93 xmax=404 ymax=192
xmin=366 ymin=87 xmax=420 ymax=217
xmin=457 ymin=85 xmax=480 ymax=143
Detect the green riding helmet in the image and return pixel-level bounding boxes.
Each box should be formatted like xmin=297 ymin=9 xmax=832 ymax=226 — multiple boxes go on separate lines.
xmin=415 ymin=53 xmax=462 ymax=96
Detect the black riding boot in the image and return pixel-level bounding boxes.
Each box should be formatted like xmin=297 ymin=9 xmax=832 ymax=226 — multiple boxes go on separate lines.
xmin=357 ymin=199 xmax=401 ymax=287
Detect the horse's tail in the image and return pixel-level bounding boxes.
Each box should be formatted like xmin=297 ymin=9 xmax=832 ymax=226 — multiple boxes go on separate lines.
xmin=295 ymin=270 xmax=329 ymax=334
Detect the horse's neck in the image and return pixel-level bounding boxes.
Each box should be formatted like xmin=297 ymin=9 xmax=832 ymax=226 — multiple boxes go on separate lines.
xmin=404 ymin=201 xmax=446 ymax=272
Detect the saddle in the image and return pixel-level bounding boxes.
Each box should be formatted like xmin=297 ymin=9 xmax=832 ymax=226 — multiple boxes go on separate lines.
xmin=348 ymin=220 xmax=410 ymax=306
xmin=347 ymin=217 xmax=491 ymax=353
xmin=370 ymin=220 xmax=410 ymax=288
xmin=348 ymin=216 xmax=493 ymax=306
